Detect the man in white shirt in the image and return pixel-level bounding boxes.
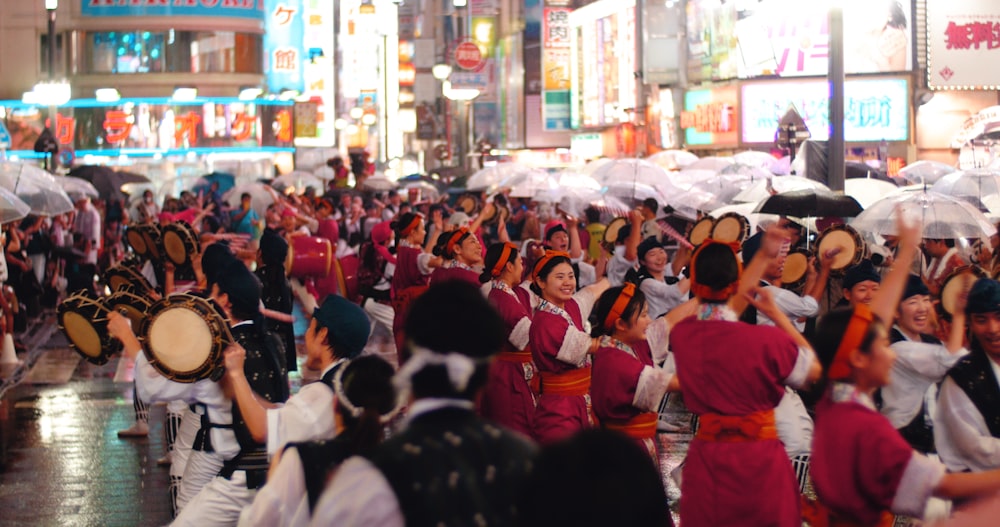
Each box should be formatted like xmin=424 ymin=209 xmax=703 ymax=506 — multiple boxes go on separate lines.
xmin=72 ymin=197 xmax=100 ymax=265
xmin=605 ymin=209 xmax=643 ymax=287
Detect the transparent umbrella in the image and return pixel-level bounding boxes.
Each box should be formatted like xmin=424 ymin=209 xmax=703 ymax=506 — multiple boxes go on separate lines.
xmin=646 ymin=150 xmax=699 ymax=171
xmin=601 ymin=181 xmax=666 ymax=206
xmin=732 ymin=151 xmax=779 ymax=170
xmin=590 ymin=158 xmax=671 ymax=188
xmin=930 ymin=169 xmax=1000 ymax=212
xmin=466 ymin=162 xmax=536 ymax=192
xmin=682 ymin=164 xmax=774 ymax=211
xmin=223 ymin=183 xmax=277 ymax=217
xmin=0 ymin=187 xmax=32 ymax=224
xmin=360 ymin=174 xmax=400 ymax=192
xmin=844 ymin=178 xmax=900 ymax=210
xmin=733 ymin=176 xmax=830 ymax=204
xmin=579 ymin=158 xmax=615 ymax=179
xmin=497 ymin=169 xmax=557 ymax=198
xmin=273 ymin=171 xmax=324 ymax=193
xmin=0 ymin=162 xmax=74 ymax=216
xmin=898 ymin=160 xmax=957 ymax=185
xmin=313 ymin=165 xmax=336 ymax=180
xmin=850 ymin=190 xmax=996 ymax=239
xmin=57 ymin=176 xmax=101 ymax=201
xmin=686 ymin=156 xmax=735 ymax=172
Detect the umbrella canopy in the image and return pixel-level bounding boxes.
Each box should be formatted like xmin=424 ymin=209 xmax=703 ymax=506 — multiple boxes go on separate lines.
xmin=845 ymin=161 xmax=893 ymax=183
xmin=555 ymin=170 xmax=602 ymax=192
xmin=57 ymin=176 xmax=100 ymax=201
xmin=498 ymin=169 xmax=557 ymax=198
xmin=360 ymin=175 xmax=400 ymax=192
xmin=0 ymin=162 xmax=75 ymax=216
xmin=401 ymin=180 xmax=441 ymax=202
xmin=0 ymin=187 xmax=32 ymax=224
xmin=898 ymin=160 xmax=957 ymax=185
xmin=535 ymin=186 xmax=604 ymax=219
xmin=755 ymin=189 xmax=863 ymax=218
xmin=68 ymin=165 xmax=150 ymax=201
xmin=733 ymin=176 xmax=830 ymax=204
xmin=732 ymin=151 xmax=779 ymax=171
xmin=646 ymin=150 xmax=699 ymax=171
xmin=272 ymin=171 xmax=324 ymax=193
xmin=223 ymin=182 xmax=277 ymax=217
xmin=851 ymin=190 xmax=996 ymax=239
xmin=313 ymin=165 xmax=336 ymax=180
xmin=680 ymin=164 xmax=774 ymax=211
xmin=708 ymin=202 xmax=782 ymax=237
xmin=193 ymin=172 xmax=236 ymax=195
xmin=843 ymin=178 xmax=900 ymax=210
xmin=466 ymin=162 xmax=536 ymax=192
xmin=579 ymin=158 xmax=615 ymax=179
xmin=590 ymin=159 xmax=671 ymax=188
xmin=930 ymin=169 xmax=1000 ymax=212
xmin=601 ymin=181 xmax=665 ymax=206
xmin=686 ymin=156 xmax=735 ymax=172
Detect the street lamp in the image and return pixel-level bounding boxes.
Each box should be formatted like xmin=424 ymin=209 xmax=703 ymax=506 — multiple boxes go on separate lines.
xmin=432 ymin=64 xmax=452 ymax=81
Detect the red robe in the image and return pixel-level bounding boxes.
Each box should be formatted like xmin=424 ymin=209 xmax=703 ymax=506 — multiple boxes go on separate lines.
xmin=591 ymin=337 xmax=658 ymax=460
xmin=479 ymin=282 xmax=537 ymax=438
xmin=391 ymin=243 xmax=431 ymax=355
xmin=670 ymin=317 xmax=801 ymax=527
xmin=429 ymin=264 xmax=480 ymax=287
xmin=530 ymin=299 xmax=594 ymax=444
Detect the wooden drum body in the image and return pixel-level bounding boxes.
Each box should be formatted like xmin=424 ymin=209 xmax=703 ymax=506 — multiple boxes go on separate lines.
xmin=286 ymin=236 xmax=333 ymax=279
xmin=57 ymin=292 xmax=119 ymax=365
xmin=162 ymin=221 xmax=200 ymax=267
xmin=139 ymin=295 xmax=231 ymax=383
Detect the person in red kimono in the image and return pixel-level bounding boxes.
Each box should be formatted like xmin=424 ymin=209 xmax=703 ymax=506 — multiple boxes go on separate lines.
xmin=477 ymin=242 xmax=537 ymax=437
xmin=390 ymin=212 xmax=441 ymax=360
xmin=811 ymin=218 xmax=1000 ymax=527
xmin=529 ymin=250 xmax=609 ymax=444
xmin=429 ymin=227 xmax=482 ymax=286
xmin=589 ymin=282 xmax=677 ymax=465
xmin=670 ymin=234 xmax=822 ymax=527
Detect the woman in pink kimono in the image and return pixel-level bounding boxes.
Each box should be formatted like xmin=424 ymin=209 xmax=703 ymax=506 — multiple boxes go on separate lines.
xmin=810 ymin=218 xmax=1000 ymax=527
xmin=477 ymin=242 xmax=537 ymax=437
xmin=589 ymin=282 xmax=676 ymax=465
xmin=670 ymin=236 xmax=822 ymax=527
xmin=529 ymin=250 xmax=609 ymax=444
xmin=429 ymin=227 xmax=482 ymax=286
xmin=390 ymin=212 xmax=440 ymax=358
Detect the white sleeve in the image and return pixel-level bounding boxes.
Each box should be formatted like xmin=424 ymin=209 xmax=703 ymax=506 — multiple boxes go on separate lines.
xmin=889 ymin=453 xmax=946 ymax=518
xmin=935 ymin=377 xmax=1000 ymax=472
xmin=782 ymin=345 xmax=818 ymax=390
xmin=238 ymin=448 xmax=308 ymax=527
xmin=576 ymin=261 xmax=596 ymax=288
xmin=555 ymin=323 xmax=594 ymax=367
xmin=892 ymin=341 xmax=969 ymax=381
xmin=309 ymin=456 xmax=404 ymax=527
xmin=770 ymin=287 xmax=819 ymax=319
xmin=646 ymin=317 xmax=671 ymax=365
xmin=415 ymin=251 xmax=434 ymax=275
xmin=509 ymin=317 xmax=531 ymax=351
xmin=134 ymin=353 xmax=198 ymax=404
xmin=265 ymin=384 xmax=337 ymax=457
xmin=633 ymin=364 xmax=673 ymax=412
xmin=572 ymin=288 xmax=599 ymax=321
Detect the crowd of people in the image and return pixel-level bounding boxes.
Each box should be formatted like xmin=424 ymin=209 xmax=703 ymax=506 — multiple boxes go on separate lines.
xmin=18 ymin=161 xmax=1000 ymax=526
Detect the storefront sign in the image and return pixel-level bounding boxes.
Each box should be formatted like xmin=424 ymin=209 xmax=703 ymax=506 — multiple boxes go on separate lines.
xmin=82 ymin=0 xmax=265 ymax=20
xmin=542 ymin=4 xmax=573 ymax=131
xmin=741 ymin=78 xmax=909 ymax=144
xmin=264 ymin=0 xmax=306 ymax=93
xmin=928 ymin=0 xmax=1000 ymax=89
xmin=951 ymin=105 xmax=1000 ymax=148
xmin=682 ymin=86 xmax=738 ymax=146
xmin=570 ymin=0 xmax=636 ymax=129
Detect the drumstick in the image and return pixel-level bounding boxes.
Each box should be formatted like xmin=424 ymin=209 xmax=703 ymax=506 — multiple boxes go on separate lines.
xmin=656 ymin=220 xmax=695 ymax=250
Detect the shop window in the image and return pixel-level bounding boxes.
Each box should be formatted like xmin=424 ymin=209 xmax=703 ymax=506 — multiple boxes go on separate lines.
xmin=83 ymin=30 xmax=262 ymax=75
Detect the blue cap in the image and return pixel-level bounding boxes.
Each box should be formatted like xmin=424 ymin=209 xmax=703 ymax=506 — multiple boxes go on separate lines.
xmin=313 ymin=295 xmax=371 ymax=359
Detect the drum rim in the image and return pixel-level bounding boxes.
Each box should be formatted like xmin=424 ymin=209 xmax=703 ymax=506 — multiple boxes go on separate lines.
xmin=603 ymin=217 xmax=628 ymax=244
xmin=126 ymin=227 xmax=148 ymax=254
xmin=161 ymin=224 xmax=198 ymax=266
xmin=817 ymin=224 xmax=864 ymax=272
xmin=57 ymin=294 xmax=118 ymax=364
xmin=689 ymin=216 xmax=716 ymax=245
xmin=941 ymin=266 xmax=987 ymax=315
xmin=139 ymin=295 xmax=229 ymax=382
xmin=711 ymin=213 xmax=750 ymax=243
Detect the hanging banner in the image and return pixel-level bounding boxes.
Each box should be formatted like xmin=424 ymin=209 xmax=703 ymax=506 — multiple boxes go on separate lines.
xmin=928 ymin=0 xmax=1000 ymax=89
xmin=542 ymin=4 xmax=573 ymax=131
xmin=264 ymin=0 xmax=306 ymax=93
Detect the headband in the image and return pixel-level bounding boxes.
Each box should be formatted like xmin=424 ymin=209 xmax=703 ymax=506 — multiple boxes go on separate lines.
xmin=445 ymin=228 xmax=470 ymax=256
xmin=532 ymin=250 xmax=571 ymax=281
xmin=394 ymin=345 xmax=489 ymax=393
xmin=604 ymin=282 xmax=636 ymax=331
xmin=689 ymin=238 xmax=743 ymax=301
xmin=490 ymin=242 xmax=518 ymax=278
xmin=399 ymin=215 xmax=421 ymax=237
xmin=332 ymin=363 xmax=406 ymax=425
xmin=827 ymin=304 xmax=874 ymax=381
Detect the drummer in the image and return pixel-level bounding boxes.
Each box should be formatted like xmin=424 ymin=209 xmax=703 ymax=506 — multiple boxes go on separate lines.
xmin=841 ymin=260 xmax=883 ymax=308
xmin=543 ymin=217 xmax=596 ymax=288
xmin=922 ymin=233 xmax=968 ymax=297
xmin=630 ymin=237 xmax=689 ymax=318
xmin=606 ymin=209 xmax=644 ymax=287
xmin=744 ymin=236 xmax=837 ymax=333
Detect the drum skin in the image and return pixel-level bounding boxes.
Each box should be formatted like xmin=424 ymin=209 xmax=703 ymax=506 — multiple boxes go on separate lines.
xmin=139 ymin=295 xmax=231 ymax=383
xmin=941 ymin=266 xmax=987 ymax=315
xmin=104 ymin=289 xmax=151 ymax=333
xmin=603 ymin=217 xmax=628 ymax=252
xmin=689 ymin=217 xmax=715 ymax=247
xmin=712 ymin=213 xmax=750 ymax=243
xmin=781 ymin=250 xmax=811 ymax=291
xmin=125 ymin=225 xmax=148 ymax=256
xmin=162 ymin=221 xmax=199 ymax=267
xmin=286 ymin=236 xmax=333 ymax=278
xmin=817 ymin=224 xmax=864 ymax=273
xmin=57 ymin=293 xmax=119 ymax=365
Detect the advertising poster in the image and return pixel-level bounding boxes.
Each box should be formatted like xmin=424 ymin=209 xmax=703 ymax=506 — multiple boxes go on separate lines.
xmin=681 ymin=86 xmax=738 ymax=146
xmin=542 ymin=5 xmax=573 ymax=130
xmin=928 ymin=0 xmax=1000 ymax=89
xmin=264 ymin=0 xmax=306 ymax=93
xmin=570 ymin=0 xmax=636 ymax=128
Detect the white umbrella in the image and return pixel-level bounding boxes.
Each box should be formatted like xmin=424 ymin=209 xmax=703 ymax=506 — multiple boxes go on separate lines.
xmin=771 ymin=156 xmax=792 ymax=176
xmin=466 ymin=162 xmax=535 ymax=192
xmin=733 ymin=176 xmax=830 ymax=204
xmin=685 ymin=156 xmax=735 ymax=172
xmin=273 ymin=171 xmax=324 ymax=193
xmin=843 ymin=178 xmax=900 ymax=210
xmin=732 ymin=151 xmax=779 ymax=171
xmin=555 ymin=170 xmax=602 ymax=192
xmin=602 ymin=181 xmax=665 ymax=205
xmin=579 ymin=158 xmax=615 ymax=179
xmin=681 ymin=164 xmax=774 ymax=211
xmin=58 ymin=176 xmax=101 ymax=201
xmin=313 ymin=165 xmax=336 ymax=180
xmin=646 ymin=150 xmax=699 ymax=171
xmin=498 ymin=169 xmax=557 ymax=198
xmin=360 ymin=174 xmax=400 ymax=192
xmin=401 ymin=181 xmax=441 ymax=202
xmin=898 ymin=160 xmax=957 ymax=185
xmin=851 ymin=190 xmax=996 ymax=239
xmin=930 ymin=169 xmax=1000 ymax=212
xmin=590 ymin=158 xmax=671 ymax=188
xmin=0 ymin=162 xmax=74 ymax=216
xmin=223 ymin=183 xmax=276 ymax=217
xmin=0 ymin=187 xmax=32 ymax=224
xmin=708 ymin=202 xmax=782 ymax=237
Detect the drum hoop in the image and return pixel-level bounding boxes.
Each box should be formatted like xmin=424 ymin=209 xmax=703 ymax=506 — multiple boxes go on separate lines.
xmin=711 ymin=213 xmax=749 ymax=242
xmin=140 ymin=295 xmax=228 ymax=383
xmin=781 ymin=250 xmax=810 ymax=289
xmin=817 ymin=224 xmax=864 ymax=273
xmin=162 ymin=223 xmax=198 ymax=266
xmin=105 ymin=265 xmax=155 ymax=295
xmin=941 ymin=266 xmax=987 ymax=315
xmin=57 ymin=294 xmax=117 ymax=364
xmin=689 ymin=217 xmax=716 ymax=246
xmin=604 ymin=217 xmax=627 ymax=244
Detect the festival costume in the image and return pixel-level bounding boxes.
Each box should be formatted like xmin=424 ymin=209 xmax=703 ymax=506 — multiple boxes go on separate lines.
xmin=935 ymin=347 xmax=1000 ymax=472
xmin=530 ymin=289 xmax=599 ymax=444
xmin=812 ymin=383 xmax=945 ymax=526
xmin=429 ymin=260 xmax=480 ymax=286
xmin=590 ymin=317 xmax=673 ymax=462
xmin=924 ymin=248 xmax=966 ymax=296
xmin=390 ymin=241 xmax=432 ymax=353
xmin=308 ymin=399 xmax=537 ymax=527
xmin=264 ymin=360 xmax=345 ymax=456
xmin=670 ymin=305 xmax=813 ymax=527
xmin=479 ymin=280 xmax=537 ymax=437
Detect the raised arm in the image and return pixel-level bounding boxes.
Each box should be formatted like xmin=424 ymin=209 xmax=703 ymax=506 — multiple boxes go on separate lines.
xmin=870 ymin=211 xmax=921 ymax=325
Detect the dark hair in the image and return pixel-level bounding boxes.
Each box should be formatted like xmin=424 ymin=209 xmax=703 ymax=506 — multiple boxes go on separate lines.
xmin=590 ymin=285 xmax=647 ymax=337
xmin=642 ymin=198 xmax=659 ymax=213
xmin=432 ymin=229 xmax=472 ymax=259
xmin=812 ymin=307 xmax=885 ymax=384
xmin=392 ymin=212 xmax=422 ymax=240
xmin=240 ymin=192 xmax=252 ymax=201
xmin=585 ymin=206 xmax=601 ymax=224
xmin=404 ymin=281 xmax=506 ymax=399
xmin=337 ymin=355 xmax=398 ymax=453
xmin=520 ymin=429 xmax=672 ymax=527
xmin=887 ymin=0 xmax=906 ymax=29
xmin=529 ymin=254 xmax=574 ymax=296
xmin=692 ymin=243 xmax=740 ymax=301
xmin=479 ymin=242 xmax=519 ymax=283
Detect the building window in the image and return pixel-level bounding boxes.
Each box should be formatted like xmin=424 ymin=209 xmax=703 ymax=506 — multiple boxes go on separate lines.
xmin=83 ymin=30 xmax=262 ymax=75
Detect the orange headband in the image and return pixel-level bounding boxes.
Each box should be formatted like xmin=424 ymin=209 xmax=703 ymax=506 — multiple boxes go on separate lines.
xmin=491 ymin=242 xmax=518 ymax=278
xmin=604 ymin=282 xmax=636 ymax=331
xmin=445 ymin=228 xmax=470 ymax=256
xmin=827 ymin=304 xmax=874 ymax=381
xmin=689 ymin=238 xmax=744 ymax=301
xmin=532 ymin=250 xmax=571 ymax=280
xmin=399 ymin=215 xmax=421 ymax=237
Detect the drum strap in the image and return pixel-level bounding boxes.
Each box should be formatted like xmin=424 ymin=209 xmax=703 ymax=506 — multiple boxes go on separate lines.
xmin=191 ymin=404 xmax=233 ymax=453
xmin=219 ymin=449 xmax=270 ymax=489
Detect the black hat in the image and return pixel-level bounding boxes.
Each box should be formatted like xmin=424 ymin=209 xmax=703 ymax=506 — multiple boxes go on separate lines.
xmin=259 ymin=229 xmax=289 ymax=266
xmin=902 ymin=274 xmax=930 ymax=301
xmin=637 ymin=237 xmax=665 ymax=262
xmin=967 ymin=278 xmax=1000 ymax=315
xmin=616 ymin=224 xmax=633 ymax=244
xmin=215 ymin=260 xmax=262 ymax=319
xmin=842 ymin=260 xmax=881 ymax=290
xmin=313 ymin=294 xmax=371 ymax=359
xmin=202 ymin=241 xmax=237 ymax=288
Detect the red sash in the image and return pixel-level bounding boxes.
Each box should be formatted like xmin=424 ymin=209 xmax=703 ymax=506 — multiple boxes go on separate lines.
xmin=695 ymin=409 xmax=778 ymax=442
xmin=604 ymin=412 xmax=657 ymax=440
xmin=539 ymin=366 xmax=591 ymax=396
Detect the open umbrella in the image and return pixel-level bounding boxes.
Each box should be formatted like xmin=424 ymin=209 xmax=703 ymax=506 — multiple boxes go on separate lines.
xmin=851 ymin=190 xmax=996 ymax=239
xmin=272 ymin=171 xmax=324 ymax=193
xmin=360 ymin=174 xmax=400 ymax=192
xmin=843 ymin=178 xmax=900 ymax=210
xmin=733 ymin=176 xmax=830 ymax=204
xmin=68 ymin=165 xmax=150 ymax=201
xmin=466 ymin=163 xmax=536 ymax=192
xmin=646 ymin=150 xmax=699 ymax=171
xmin=755 ymin=189 xmax=863 ymax=218
xmin=930 ymin=169 xmax=1000 ymax=212
xmin=498 ymin=169 xmax=557 ymax=198
xmin=686 ymin=156 xmax=735 ymax=172
xmin=898 ymin=160 xmax=957 ymax=185
xmin=401 ymin=180 xmax=441 ymax=202
xmin=313 ymin=165 xmax=336 ymax=180
xmin=223 ymin=183 xmax=277 ymax=217
xmin=193 ymin=172 xmax=236 ymax=195
xmin=732 ymin=151 xmax=779 ymax=170
xmin=589 ymin=159 xmax=671 ymax=188
xmin=57 ymin=176 xmax=100 ymax=201
xmin=0 ymin=187 xmax=32 ymax=224
xmin=0 ymin=162 xmax=75 ymax=216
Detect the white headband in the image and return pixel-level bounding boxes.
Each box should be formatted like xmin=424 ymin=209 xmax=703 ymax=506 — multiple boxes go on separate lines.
xmin=394 ymin=345 xmax=486 ymax=393
xmin=333 ymin=362 xmax=406 ymax=425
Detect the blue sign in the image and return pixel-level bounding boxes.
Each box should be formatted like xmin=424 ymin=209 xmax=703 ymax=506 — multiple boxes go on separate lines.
xmin=263 ymin=0 xmax=305 ymax=93
xmin=82 ymin=0 xmax=265 ymax=20
xmin=0 ymin=121 xmax=10 ymax=148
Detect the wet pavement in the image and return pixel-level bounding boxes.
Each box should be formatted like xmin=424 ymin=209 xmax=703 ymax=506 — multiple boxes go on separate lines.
xmin=0 ymin=313 xmax=694 ymax=526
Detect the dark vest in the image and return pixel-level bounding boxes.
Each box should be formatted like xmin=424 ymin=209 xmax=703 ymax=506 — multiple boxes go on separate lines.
xmin=289 ymin=435 xmax=357 ymax=513
xmin=947 ymin=346 xmax=1000 ymax=438
xmin=888 ymin=328 xmax=941 ymax=453
xmin=369 ymin=406 xmax=537 ymax=527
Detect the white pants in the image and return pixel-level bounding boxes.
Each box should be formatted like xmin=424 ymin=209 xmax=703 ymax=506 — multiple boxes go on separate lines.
xmin=171 ymin=472 xmax=257 ymax=527
xmin=177 ymin=450 xmax=225 ymax=512
xmin=170 ymin=407 xmax=199 ymax=480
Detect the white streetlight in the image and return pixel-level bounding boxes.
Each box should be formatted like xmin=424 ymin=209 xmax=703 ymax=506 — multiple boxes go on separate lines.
xmin=442 ymin=81 xmax=480 ymax=102
xmin=432 ymin=64 xmax=453 ymax=81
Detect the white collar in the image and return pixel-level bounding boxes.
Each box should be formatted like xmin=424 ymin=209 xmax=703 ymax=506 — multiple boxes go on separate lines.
xmin=403 ymin=398 xmax=475 ymax=428
xmin=829 ymin=382 xmax=877 ymax=411
xmin=929 ymin=247 xmax=959 ymax=280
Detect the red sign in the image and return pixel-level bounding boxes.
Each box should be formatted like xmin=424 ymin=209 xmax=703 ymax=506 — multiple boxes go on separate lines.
xmin=454 ymin=41 xmax=483 ymax=71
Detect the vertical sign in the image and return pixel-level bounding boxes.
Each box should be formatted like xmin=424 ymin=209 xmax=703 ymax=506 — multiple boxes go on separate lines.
xmin=264 ymin=0 xmax=306 ymax=93
xmin=298 ymin=0 xmax=337 ymax=146
xmin=542 ymin=4 xmax=573 ymax=130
